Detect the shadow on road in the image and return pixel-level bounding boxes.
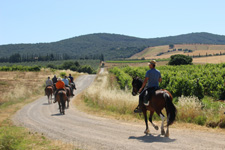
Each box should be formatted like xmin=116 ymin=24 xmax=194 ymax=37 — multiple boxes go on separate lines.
xmin=129 ymin=134 xmax=176 ymax=143
xmin=51 ymin=113 xmax=63 ymax=116
xmin=42 ymin=103 xmax=51 ymax=105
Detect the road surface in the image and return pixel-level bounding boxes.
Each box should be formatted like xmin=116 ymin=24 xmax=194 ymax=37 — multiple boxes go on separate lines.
xmin=13 ymin=72 xmax=225 ymax=150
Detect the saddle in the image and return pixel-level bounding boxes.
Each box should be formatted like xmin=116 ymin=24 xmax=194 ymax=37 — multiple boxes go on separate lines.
xmin=143 ymin=87 xmax=160 ymax=105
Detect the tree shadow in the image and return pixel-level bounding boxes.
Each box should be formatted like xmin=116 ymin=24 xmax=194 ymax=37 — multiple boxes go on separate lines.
xmin=129 ymin=134 xmax=176 ymax=143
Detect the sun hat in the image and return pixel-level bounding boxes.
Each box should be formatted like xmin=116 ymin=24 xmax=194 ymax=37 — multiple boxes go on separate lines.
xmin=148 ymin=60 xmax=156 ymax=65
xmin=57 ymin=77 xmax=62 ymax=81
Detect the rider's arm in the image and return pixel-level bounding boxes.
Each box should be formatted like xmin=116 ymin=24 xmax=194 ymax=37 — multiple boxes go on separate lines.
xmin=138 ymin=77 xmax=148 ymax=93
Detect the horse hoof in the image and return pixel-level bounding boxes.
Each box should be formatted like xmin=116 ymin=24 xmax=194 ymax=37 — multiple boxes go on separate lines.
xmin=144 ymin=129 xmax=150 ymax=134
xmin=161 ymin=130 xmax=165 ymax=135
xmin=165 ymin=133 xmax=169 ymax=137
xmin=154 ymin=126 xmax=159 ymax=130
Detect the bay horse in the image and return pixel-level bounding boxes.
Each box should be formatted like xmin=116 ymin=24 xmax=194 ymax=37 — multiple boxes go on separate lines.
xmin=132 ymin=77 xmax=177 ymax=137
xmin=45 ymin=86 xmax=53 ymax=104
xmin=65 ymin=86 xmax=71 ymax=108
xmin=55 ymin=90 xmax=67 ymax=115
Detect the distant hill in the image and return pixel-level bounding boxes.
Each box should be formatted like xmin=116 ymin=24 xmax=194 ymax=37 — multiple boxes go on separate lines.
xmin=1 ymin=32 xmax=225 ymax=60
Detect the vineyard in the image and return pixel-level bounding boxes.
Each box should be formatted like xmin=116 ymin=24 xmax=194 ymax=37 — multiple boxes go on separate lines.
xmin=109 ymin=63 xmax=225 ymax=100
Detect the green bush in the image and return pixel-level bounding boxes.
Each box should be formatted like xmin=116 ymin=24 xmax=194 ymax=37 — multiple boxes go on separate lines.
xmin=60 ymin=72 xmax=66 ymax=77
xmin=168 ymin=54 xmax=192 ymax=65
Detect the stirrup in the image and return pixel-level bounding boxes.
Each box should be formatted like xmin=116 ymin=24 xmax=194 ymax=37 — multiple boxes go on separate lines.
xmin=134 ymin=107 xmax=142 ymax=113
xmin=143 ymin=101 xmax=149 ymax=106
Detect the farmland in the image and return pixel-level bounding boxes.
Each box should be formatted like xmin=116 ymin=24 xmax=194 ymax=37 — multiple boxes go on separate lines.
xmin=130 ymin=44 xmax=225 ymax=63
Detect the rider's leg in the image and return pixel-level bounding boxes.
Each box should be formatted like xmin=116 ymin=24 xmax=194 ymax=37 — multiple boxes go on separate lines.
xmin=54 ymin=89 xmax=59 ymax=103
xmin=134 ymin=89 xmax=145 ymax=113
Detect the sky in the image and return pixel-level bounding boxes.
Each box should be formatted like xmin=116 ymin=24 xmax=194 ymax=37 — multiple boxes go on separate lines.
xmin=1 ymin=0 xmax=225 ymax=45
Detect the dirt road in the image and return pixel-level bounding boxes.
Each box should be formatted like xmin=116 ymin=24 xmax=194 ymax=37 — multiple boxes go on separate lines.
xmin=13 ymin=73 xmax=225 ymax=150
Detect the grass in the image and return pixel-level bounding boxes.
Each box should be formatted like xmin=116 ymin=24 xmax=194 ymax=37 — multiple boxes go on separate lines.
xmin=0 ymin=70 xmax=81 ymax=150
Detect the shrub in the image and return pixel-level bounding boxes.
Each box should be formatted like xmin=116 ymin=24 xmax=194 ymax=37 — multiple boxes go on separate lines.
xmin=168 ymin=54 xmax=192 ymax=65
xmin=60 ymin=72 xmax=66 ymax=77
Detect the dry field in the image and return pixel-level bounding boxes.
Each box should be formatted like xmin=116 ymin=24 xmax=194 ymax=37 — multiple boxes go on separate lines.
xmin=130 ymin=44 xmax=225 ymax=61
xmin=193 ymin=55 xmax=225 ymax=64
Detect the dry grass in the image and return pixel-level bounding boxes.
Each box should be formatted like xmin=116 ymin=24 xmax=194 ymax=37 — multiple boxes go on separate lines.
xmin=177 ymin=96 xmax=203 ymax=121
xmin=83 ymin=71 xmax=138 ymax=115
xmin=193 ymin=55 xmax=225 ymax=64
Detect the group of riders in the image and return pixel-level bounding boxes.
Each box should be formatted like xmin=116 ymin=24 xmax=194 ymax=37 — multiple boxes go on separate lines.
xmin=45 ymin=74 xmax=76 ymax=102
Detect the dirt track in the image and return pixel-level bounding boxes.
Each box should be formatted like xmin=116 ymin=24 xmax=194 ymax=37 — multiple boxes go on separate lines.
xmin=13 ymin=72 xmax=225 ymax=150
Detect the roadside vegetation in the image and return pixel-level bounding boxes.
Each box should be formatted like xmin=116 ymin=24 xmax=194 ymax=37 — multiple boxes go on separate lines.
xmin=0 ymin=70 xmax=79 ymax=150
xmin=0 ymin=59 xmax=99 ymax=74
xmin=83 ymin=64 xmax=225 ymax=128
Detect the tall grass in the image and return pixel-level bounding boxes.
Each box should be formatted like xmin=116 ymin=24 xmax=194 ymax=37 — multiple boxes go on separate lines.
xmin=84 ymin=71 xmax=137 ymax=115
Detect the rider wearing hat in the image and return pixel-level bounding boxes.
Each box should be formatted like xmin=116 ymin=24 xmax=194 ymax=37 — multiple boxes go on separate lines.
xmin=134 ymin=60 xmax=162 ymax=113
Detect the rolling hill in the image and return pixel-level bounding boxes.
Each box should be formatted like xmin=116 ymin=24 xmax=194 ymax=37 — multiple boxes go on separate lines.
xmin=1 ymin=32 xmax=225 ymax=60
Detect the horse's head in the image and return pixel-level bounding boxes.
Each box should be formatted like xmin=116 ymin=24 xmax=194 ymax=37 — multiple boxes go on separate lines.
xmin=132 ymin=77 xmax=143 ymax=96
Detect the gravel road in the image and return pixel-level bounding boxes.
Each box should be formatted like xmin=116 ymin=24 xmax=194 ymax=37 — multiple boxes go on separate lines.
xmin=13 ymin=71 xmax=225 ymax=150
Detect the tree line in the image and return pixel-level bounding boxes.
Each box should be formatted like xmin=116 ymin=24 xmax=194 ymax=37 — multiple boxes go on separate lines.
xmin=0 ymin=53 xmax=104 ymax=63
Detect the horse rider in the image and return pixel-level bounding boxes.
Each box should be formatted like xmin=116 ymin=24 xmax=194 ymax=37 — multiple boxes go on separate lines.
xmin=45 ymin=77 xmax=53 ymax=95
xmin=62 ymin=76 xmax=74 ymax=96
xmin=134 ymin=60 xmax=162 ymax=113
xmin=69 ymin=74 xmax=76 ymax=90
xmin=52 ymin=75 xmax=58 ymax=84
xmin=52 ymin=75 xmax=58 ymax=91
xmin=54 ymin=77 xmax=65 ymax=103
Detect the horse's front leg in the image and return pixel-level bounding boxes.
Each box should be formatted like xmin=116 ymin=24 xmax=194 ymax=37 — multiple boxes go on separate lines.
xmin=143 ymin=109 xmax=149 ymax=134
xmin=149 ymin=110 xmax=159 ymax=130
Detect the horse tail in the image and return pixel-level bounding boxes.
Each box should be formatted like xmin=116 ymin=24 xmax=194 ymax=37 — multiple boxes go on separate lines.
xmin=164 ymin=92 xmax=177 ymax=126
xmin=59 ymin=92 xmax=65 ymax=110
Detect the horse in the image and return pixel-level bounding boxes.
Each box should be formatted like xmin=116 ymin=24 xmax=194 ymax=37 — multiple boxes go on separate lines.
xmin=65 ymin=86 xmax=71 ymax=108
xmin=132 ymin=77 xmax=177 ymax=137
xmin=45 ymin=86 xmax=53 ymax=104
xmin=70 ymin=82 xmax=76 ymax=91
xmin=55 ymin=90 xmax=67 ymax=115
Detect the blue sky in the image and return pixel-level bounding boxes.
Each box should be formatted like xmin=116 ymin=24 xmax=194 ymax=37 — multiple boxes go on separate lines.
xmin=1 ymin=0 xmax=225 ymax=45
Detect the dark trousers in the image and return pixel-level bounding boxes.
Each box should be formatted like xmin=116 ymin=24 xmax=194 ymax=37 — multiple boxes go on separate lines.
xmin=139 ymin=86 xmax=159 ymax=106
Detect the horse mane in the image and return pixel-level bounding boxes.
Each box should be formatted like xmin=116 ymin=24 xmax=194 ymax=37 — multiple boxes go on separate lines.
xmin=133 ymin=77 xmax=143 ymax=89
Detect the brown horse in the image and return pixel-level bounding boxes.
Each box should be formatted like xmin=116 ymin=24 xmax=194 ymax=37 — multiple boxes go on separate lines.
xmin=65 ymin=86 xmax=71 ymax=108
xmin=55 ymin=90 xmax=67 ymax=115
xmin=45 ymin=86 xmax=53 ymax=104
xmin=132 ymin=77 xmax=177 ymax=137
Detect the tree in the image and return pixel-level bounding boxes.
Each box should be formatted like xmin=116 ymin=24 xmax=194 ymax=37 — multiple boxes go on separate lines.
xmin=168 ymin=54 xmax=192 ymax=65
xmin=9 ymin=53 xmax=21 ymax=63
xmin=169 ymin=44 xmax=174 ymax=49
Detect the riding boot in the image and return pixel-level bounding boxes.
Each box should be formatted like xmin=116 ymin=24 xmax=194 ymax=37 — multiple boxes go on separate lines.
xmin=134 ymin=105 xmax=142 ymax=113
xmin=54 ymin=94 xmax=57 ymax=103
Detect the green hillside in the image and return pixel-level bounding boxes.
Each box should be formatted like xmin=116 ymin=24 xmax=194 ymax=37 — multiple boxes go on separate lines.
xmin=1 ymin=32 xmax=225 ymax=60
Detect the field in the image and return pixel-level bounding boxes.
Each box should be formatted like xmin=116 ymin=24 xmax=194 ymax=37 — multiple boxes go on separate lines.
xmin=0 ymin=70 xmax=80 ymax=149
xmin=130 ymin=44 xmax=225 ymax=62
